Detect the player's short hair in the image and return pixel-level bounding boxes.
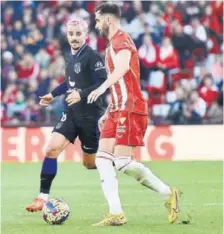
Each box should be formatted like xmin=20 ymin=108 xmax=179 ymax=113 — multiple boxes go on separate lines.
xmin=66 ymin=18 xmax=88 ymax=33
xmin=95 ymin=2 xmax=121 ymax=19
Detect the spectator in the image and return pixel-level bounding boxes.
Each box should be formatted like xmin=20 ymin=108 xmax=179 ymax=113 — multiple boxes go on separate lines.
xmin=1 ymin=34 xmax=8 ymax=52
xmin=202 ymin=4 xmax=221 ymax=35
xmin=45 ymin=15 xmax=59 ymax=41
xmin=34 ymin=48 xmax=51 ymax=69
xmin=2 ymin=83 xmax=18 ymax=106
xmin=2 ymin=51 xmax=15 ymax=82
xmin=157 ymin=37 xmax=179 ymax=70
xmin=26 ymin=79 xmax=39 ymax=100
xmin=211 ymin=1 xmax=223 ymax=34
xmin=168 ymin=87 xmax=186 ymax=124
xmin=6 ymin=91 xmax=27 ymax=122
xmin=36 ymin=69 xmax=51 ymax=98
xmin=26 ymin=29 xmax=46 ymax=54
xmin=25 ymin=97 xmax=40 ymax=122
xmin=184 ymin=17 xmax=208 ymax=60
xmin=172 ymin=23 xmax=195 ymax=68
xmin=163 ymin=3 xmax=182 ymax=25
xmin=138 ymin=34 xmax=159 ymax=82
xmin=11 ymin=20 xmax=27 ymax=43
xmin=201 ymin=5 xmax=222 ymax=59
xmin=138 ymin=34 xmax=159 ymax=69
xmin=14 ymin=43 xmax=25 ymax=64
xmin=7 ymin=70 xmax=18 ymax=85
xmin=17 ymin=53 xmax=40 ymax=81
xmin=205 ymin=83 xmax=223 ymax=124
xmin=210 ymin=55 xmax=223 ymax=87
xmin=198 ymin=74 xmax=219 ymax=108
xmin=23 ymin=7 xmax=34 ymax=28
xmin=183 ymin=90 xmax=206 ymax=124
xmin=2 ymin=7 xmax=14 ymax=30
xmin=48 ymin=54 xmax=65 ymax=80
xmin=135 ymin=23 xmax=151 ymax=49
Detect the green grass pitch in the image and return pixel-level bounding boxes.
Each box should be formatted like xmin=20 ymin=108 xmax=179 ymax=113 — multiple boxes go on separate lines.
xmin=1 ymin=161 xmax=223 ymax=234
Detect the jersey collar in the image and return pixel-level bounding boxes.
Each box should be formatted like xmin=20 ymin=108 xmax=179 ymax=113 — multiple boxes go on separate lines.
xmin=71 ymin=43 xmax=87 ymax=58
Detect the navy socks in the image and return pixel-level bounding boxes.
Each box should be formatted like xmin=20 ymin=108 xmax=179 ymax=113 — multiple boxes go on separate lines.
xmin=40 ymin=157 xmax=57 ymax=194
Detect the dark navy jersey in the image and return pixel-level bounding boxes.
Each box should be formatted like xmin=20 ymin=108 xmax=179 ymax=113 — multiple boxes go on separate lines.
xmin=63 ymin=44 xmax=107 ymax=117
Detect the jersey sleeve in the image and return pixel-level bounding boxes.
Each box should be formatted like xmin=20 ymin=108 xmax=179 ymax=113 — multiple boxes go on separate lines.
xmin=89 ymin=52 xmax=107 ymax=78
xmin=51 ymin=81 xmax=68 ymax=97
xmin=79 ymin=52 xmax=107 ymax=98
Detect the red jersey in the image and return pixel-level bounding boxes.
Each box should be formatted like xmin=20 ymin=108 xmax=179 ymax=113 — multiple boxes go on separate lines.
xmin=105 ymin=29 xmax=148 ymax=115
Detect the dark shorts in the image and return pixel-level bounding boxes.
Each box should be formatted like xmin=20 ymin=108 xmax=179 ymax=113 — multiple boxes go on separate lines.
xmin=53 ymin=109 xmax=100 ymax=154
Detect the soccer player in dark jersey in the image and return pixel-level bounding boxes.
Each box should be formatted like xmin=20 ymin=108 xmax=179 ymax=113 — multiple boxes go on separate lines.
xmin=25 ymin=19 xmax=107 ymax=212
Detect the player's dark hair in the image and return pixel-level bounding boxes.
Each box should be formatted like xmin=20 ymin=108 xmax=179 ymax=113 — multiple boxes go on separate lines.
xmin=95 ymin=2 xmax=121 ymax=18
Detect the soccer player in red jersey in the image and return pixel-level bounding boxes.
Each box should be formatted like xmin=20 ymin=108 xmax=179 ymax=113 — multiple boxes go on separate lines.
xmin=88 ymin=3 xmax=181 ymax=226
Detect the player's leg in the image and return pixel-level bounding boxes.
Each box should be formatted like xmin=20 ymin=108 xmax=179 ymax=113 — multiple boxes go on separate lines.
xmin=26 ymin=132 xmax=70 ymax=212
xmin=39 ymin=132 xmax=70 ymax=197
xmin=78 ymin=117 xmax=100 ymax=169
xmin=112 ymin=112 xmax=181 ymax=223
xmin=114 ymin=145 xmax=172 ymax=199
xmin=26 ymin=111 xmax=77 ymax=212
xmin=93 ymin=138 xmax=127 ymax=227
xmin=93 ymin=113 xmax=126 ymax=226
xmin=114 ymin=145 xmax=181 ymax=223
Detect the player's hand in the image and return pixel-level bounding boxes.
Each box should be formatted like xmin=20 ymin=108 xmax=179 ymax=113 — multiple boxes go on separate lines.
xmin=39 ymin=93 xmax=54 ymax=107
xmin=98 ymin=113 xmax=108 ymax=132
xmin=65 ymin=90 xmax=81 ymax=106
xmin=87 ymin=85 xmax=106 ymax=104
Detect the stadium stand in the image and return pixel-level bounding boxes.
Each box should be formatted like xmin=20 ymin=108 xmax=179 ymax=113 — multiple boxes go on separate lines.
xmin=1 ymin=1 xmax=223 ymax=126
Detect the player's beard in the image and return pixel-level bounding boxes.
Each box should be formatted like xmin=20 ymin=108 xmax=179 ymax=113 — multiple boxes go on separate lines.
xmin=101 ymin=22 xmax=109 ymax=37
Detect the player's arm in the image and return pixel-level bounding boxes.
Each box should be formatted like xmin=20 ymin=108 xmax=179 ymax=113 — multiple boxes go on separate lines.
xmin=51 ymin=82 xmax=68 ymax=97
xmin=101 ymin=49 xmax=131 ymax=89
xmin=66 ymin=53 xmax=107 ymax=106
xmin=98 ymin=102 xmax=112 ymax=132
xmin=39 ymin=82 xmax=68 ymax=107
xmin=87 ymin=49 xmax=131 ymax=103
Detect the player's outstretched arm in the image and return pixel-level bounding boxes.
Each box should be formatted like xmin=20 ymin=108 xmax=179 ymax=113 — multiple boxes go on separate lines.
xmin=87 ymin=49 xmax=131 ymax=103
xmin=39 ymin=82 xmax=68 ymax=107
xmin=51 ymin=82 xmax=68 ymax=98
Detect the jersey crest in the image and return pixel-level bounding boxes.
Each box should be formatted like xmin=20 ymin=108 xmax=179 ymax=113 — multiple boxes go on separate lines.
xmin=74 ymin=62 xmax=81 ymax=74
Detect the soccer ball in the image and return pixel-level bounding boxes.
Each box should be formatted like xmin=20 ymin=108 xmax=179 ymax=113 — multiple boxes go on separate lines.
xmin=43 ymin=198 xmax=70 ymax=225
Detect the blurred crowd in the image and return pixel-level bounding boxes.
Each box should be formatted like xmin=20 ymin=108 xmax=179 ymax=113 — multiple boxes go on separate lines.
xmin=1 ymin=1 xmax=223 ymax=126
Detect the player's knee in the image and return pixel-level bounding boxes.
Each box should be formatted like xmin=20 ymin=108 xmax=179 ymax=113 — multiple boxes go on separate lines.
xmin=45 ymin=146 xmax=60 ymax=158
xmin=83 ymin=153 xmax=96 ymax=170
xmin=114 ymin=156 xmax=132 ymax=172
